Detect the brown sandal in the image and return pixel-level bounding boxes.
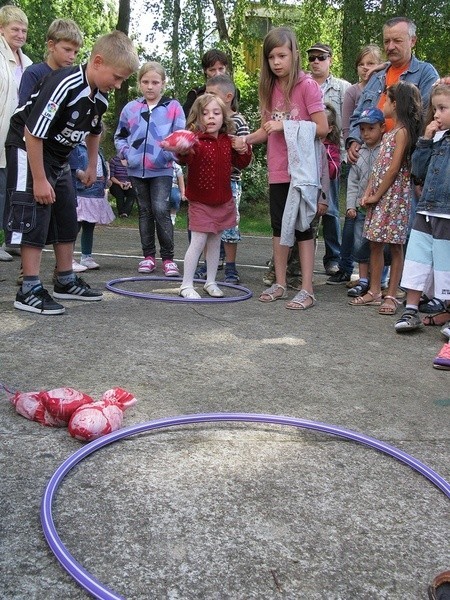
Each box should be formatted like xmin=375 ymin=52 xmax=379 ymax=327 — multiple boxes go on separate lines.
xmin=422 ymin=310 xmax=450 ymax=326
xmin=348 ymin=290 xmax=382 ymax=306
xmin=379 ymin=295 xmax=401 ymax=315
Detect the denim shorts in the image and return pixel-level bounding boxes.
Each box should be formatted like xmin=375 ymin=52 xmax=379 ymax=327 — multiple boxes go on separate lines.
xmin=221 ymin=179 xmax=242 ymax=243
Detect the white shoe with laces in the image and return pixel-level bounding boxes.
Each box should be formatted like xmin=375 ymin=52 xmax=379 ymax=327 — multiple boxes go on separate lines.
xmin=80 ymin=256 xmax=100 ymax=270
xmin=0 ymin=245 xmax=13 ymax=261
xmin=72 ymin=259 xmax=88 ymax=273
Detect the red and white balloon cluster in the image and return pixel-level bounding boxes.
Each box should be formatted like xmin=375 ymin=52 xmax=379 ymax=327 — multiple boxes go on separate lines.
xmin=10 ymin=387 xmax=136 ymax=442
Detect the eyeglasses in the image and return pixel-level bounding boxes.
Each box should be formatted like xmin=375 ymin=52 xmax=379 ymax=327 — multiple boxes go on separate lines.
xmin=308 ymin=54 xmax=330 ymax=62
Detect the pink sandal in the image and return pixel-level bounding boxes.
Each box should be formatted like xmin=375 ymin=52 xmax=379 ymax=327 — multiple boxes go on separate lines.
xmin=348 ymin=290 xmax=382 ymax=306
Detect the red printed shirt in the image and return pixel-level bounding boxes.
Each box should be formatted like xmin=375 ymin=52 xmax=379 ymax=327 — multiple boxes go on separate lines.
xmin=179 ymin=133 xmax=252 ymax=205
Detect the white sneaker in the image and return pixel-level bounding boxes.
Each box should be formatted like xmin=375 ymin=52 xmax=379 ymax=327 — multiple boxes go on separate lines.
xmin=0 ymin=245 xmax=13 ymax=262
xmin=72 ymin=259 xmax=88 ymax=273
xmin=441 ymin=322 xmax=450 ymax=340
xmin=80 ymin=256 xmax=100 ymax=270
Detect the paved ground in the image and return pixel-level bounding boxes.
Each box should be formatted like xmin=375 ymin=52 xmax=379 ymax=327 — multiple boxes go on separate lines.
xmin=0 ymin=225 xmax=449 ymax=600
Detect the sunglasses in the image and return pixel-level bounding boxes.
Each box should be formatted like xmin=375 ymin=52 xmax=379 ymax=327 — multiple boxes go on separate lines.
xmin=308 ymin=54 xmax=330 ymax=62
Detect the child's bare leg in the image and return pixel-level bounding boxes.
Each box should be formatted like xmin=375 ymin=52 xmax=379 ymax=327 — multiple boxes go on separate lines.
xmin=385 ymin=243 xmax=403 ymax=297
xmin=298 ymin=238 xmax=314 ymax=294
xmin=21 ymin=246 xmax=43 ymax=277
xmin=53 ymin=242 xmax=75 ymax=273
xmin=273 ymin=236 xmax=289 ymax=287
xmin=367 ymin=241 xmax=384 ymax=296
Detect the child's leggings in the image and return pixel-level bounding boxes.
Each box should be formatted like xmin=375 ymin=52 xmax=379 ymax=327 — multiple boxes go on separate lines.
xmin=78 ymin=221 xmax=96 ymax=256
xmin=182 ymin=231 xmax=222 ymax=287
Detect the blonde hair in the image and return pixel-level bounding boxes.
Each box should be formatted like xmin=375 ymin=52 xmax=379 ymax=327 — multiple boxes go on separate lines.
xmin=46 ymin=19 xmax=83 ymax=48
xmin=355 ymin=44 xmax=383 ymax=70
xmin=90 ymin=31 xmax=139 ymax=72
xmin=186 ymin=93 xmax=234 ymax=134
xmin=259 ymin=27 xmax=300 ymax=117
xmin=0 ymin=5 xmax=28 ymax=27
xmin=138 ymin=61 xmax=166 ymax=85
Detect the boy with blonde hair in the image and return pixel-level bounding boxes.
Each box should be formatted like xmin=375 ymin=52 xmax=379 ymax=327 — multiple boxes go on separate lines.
xmin=4 ymin=31 xmax=139 ymax=315
xmin=19 ymin=19 xmax=83 ymax=105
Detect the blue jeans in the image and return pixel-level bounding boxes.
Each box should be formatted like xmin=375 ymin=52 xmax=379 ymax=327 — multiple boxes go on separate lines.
xmin=170 ymin=186 xmax=181 ymax=212
xmin=131 ymin=176 xmax=174 ymax=260
xmin=353 ymin=210 xmax=370 ymax=264
xmin=322 ymin=178 xmax=341 ymax=268
xmin=338 ymin=215 xmax=355 ymax=274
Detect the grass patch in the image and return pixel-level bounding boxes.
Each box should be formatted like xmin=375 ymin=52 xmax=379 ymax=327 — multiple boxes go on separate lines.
xmin=108 ymin=196 xmax=272 ymax=236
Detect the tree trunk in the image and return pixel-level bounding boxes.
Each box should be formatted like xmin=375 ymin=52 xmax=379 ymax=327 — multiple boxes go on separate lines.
xmin=114 ymin=0 xmax=131 ymax=123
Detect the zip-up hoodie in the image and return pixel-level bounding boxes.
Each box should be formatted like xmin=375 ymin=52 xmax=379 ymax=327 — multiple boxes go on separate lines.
xmin=346 ymin=141 xmax=381 ymax=210
xmin=114 ymin=95 xmax=185 ymax=179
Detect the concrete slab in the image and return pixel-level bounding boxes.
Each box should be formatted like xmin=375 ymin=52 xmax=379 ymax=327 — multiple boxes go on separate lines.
xmin=0 ymin=225 xmax=449 ymax=599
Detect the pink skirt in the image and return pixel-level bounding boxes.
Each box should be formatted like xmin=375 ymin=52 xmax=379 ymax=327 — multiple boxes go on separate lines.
xmin=76 ymin=194 xmax=115 ymax=225
xmin=188 ymin=198 xmax=236 ymax=234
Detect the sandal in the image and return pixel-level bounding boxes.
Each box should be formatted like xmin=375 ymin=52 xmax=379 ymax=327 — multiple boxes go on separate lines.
xmin=419 ymin=296 xmax=445 ymax=314
xmin=422 ymin=310 xmax=450 ymax=326
xmin=259 ymin=283 xmax=287 ymax=303
xmin=379 ymin=295 xmax=401 ymax=315
xmin=348 ymin=290 xmax=382 ymax=306
xmin=285 ymin=289 xmax=316 ymax=310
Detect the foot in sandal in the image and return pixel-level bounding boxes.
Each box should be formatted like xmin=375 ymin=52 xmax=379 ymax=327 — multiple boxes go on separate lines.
xmin=285 ymin=289 xmax=316 ymax=310
xmin=379 ymin=295 xmax=402 ymax=315
xmin=259 ymin=283 xmax=287 ymax=303
xmin=348 ymin=290 xmax=382 ymax=306
xmin=422 ymin=309 xmax=450 ymax=326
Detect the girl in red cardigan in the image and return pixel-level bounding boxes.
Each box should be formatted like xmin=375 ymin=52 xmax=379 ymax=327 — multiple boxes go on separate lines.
xmin=176 ymin=94 xmax=252 ymax=298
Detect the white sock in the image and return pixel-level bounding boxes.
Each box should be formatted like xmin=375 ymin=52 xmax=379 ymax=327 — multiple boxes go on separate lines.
xmin=182 ymin=232 xmax=207 ymax=288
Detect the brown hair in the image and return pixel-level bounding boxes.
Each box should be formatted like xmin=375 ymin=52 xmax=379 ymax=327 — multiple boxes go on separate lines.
xmin=258 ymin=27 xmax=301 ymax=117
xmin=186 ymin=93 xmax=234 ymax=134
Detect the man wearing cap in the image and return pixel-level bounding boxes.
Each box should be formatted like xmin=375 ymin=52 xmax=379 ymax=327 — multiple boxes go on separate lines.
xmin=307 ymin=42 xmax=351 ymax=276
xmin=346 ymin=16 xmax=438 ymax=164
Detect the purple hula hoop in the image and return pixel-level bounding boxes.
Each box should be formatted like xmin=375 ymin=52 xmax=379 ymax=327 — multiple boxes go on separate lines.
xmin=105 ymin=276 xmax=253 ymax=303
xmin=41 ymin=412 xmax=450 ymax=600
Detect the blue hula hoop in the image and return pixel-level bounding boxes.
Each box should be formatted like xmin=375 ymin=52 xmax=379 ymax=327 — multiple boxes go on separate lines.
xmin=41 ymin=412 xmax=450 ymax=600
xmin=105 ymin=276 xmax=253 ymax=303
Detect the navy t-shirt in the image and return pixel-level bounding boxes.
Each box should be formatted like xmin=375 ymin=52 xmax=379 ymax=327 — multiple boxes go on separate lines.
xmin=7 ymin=64 xmax=108 ymax=164
xmin=18 ymin=62 xmax=52 ymax=106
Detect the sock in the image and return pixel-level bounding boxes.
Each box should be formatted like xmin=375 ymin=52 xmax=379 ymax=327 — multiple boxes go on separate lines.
xmin=225 ymin=262 xmax=236 ymax=272
xmin=22 ymin=276 xmax=41 ymax=294
xmin=57 ymin=270 xmax=76 ymax=285
xmin=405 ymin=304 xmax=418 ymax=312
xmin=359 ymin=277 xmax=368 ymax=285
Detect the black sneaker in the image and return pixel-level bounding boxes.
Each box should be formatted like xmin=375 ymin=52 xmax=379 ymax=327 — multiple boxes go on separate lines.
xmin=326 ymin=270 xmax=351 ymax=285
xmin=53 ymin=276 xmax=103 ymax=302
xmin=14 ymin=284 xmax=65 ymax=315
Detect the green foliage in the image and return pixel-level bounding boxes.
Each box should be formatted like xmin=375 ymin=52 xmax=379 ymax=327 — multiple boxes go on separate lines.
xmin=19 ymin=0 xmax=118 ymax=63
